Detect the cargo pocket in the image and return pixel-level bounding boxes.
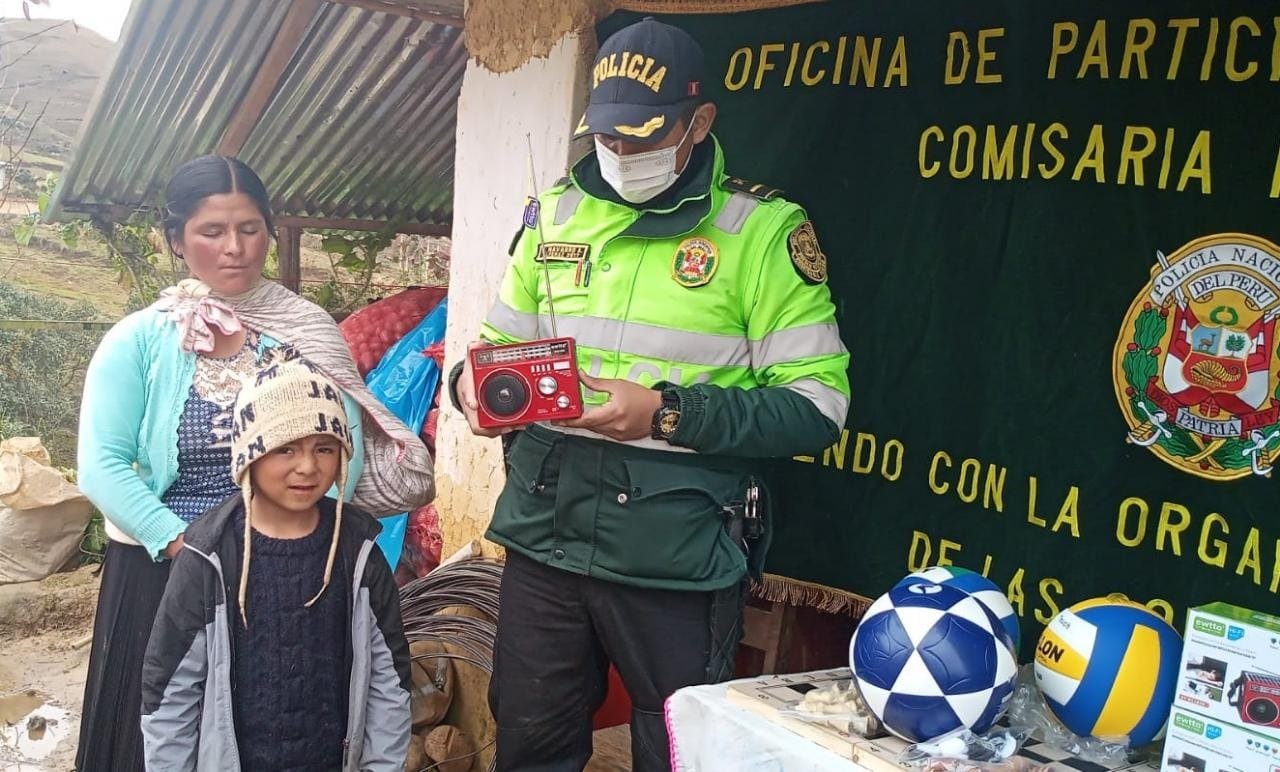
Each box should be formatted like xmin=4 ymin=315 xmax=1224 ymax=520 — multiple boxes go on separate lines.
xmin=592 ymin=459 xmax=747 ymax=583
xmin=490 ymin=429 xmax=562 ymax=553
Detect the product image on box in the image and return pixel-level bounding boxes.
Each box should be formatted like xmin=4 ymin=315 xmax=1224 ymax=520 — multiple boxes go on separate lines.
xmin=1162 ymin=751 xmax=1204 ymax=772
xmin=1229 ymin=671 xmax=1280 ymax=729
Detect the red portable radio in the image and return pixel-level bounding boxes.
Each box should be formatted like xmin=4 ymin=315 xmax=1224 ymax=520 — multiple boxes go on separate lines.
xmin=471 ymin=337 xmax=583 ymax=428
xmin=1229 ymin=670 xmax=1280 ymax=728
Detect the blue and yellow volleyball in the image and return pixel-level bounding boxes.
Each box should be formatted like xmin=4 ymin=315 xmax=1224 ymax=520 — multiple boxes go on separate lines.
xmin=1033 ymin=597 xmax=1182 ymax=746
xmin=896 ymin=565 xmax=1021 ymax=651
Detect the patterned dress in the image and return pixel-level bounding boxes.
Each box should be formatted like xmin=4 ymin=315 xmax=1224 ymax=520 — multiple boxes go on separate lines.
xmin=161 ymin=331 xmax=263 ymax=522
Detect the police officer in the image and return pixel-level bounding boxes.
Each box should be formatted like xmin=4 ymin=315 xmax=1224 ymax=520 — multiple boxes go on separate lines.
xmin=452 ymin=17 xmax=851 ymax=772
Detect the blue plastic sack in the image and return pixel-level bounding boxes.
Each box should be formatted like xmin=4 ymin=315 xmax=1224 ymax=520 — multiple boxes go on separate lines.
xmin=365 ymin=298 xmax=448 ymax=435
xmin=364 ymin=298 xmax=448 ymax=570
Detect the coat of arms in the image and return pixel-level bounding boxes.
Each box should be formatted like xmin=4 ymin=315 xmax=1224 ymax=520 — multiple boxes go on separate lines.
xmin=1113 ymin=233 xmax=1280 ymax=480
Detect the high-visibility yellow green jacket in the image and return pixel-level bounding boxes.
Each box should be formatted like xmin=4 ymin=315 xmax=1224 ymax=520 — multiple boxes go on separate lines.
xmin=477 ymin=135 xmax=850 ymax=591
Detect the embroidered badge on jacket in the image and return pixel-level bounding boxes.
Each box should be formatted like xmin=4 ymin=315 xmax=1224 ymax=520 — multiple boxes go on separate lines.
xmin=672 ymin=237 xmax=719 ymax=288
xmin=788 ymin=220 xmax=827 ymax=284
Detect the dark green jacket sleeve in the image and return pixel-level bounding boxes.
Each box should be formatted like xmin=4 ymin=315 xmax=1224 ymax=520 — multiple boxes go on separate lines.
xmin=664 ymin=382 xmax=841 ymax=457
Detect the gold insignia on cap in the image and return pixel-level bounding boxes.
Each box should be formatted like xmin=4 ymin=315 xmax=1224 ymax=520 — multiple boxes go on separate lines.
xmin=575 ymin=114 xmax=590 ymax=136
xmin=614 ymin=115 xmax=665 ymax=138
xmin=788 ymin=220 xmax=827 ymax=284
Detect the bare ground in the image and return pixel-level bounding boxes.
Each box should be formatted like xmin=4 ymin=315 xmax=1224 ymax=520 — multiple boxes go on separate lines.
xmin=0 ymin=565 xmax=98 ymax=771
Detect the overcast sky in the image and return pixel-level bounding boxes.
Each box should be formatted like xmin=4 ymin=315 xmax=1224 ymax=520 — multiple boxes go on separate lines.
xmin=1 ymin=0 xmax=130 ymax=41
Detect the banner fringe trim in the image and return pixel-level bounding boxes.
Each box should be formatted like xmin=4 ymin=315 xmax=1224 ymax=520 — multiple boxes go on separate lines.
xmin=750 ymin=573 xmax=872 ymax=618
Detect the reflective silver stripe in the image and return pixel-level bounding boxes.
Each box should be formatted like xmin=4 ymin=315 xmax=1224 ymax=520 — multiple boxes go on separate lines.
xmin=784 ymin=378 xmax=849 ymax=427
xmin=554 ymin=186 xmax=585 ymax=225
xmin=485 ymin=298 xmax=539 ymax=340
xmin=712 ymin=191 xmax=759 ymax=235
xmin=538 ymin=314 xmax=751 ymax=369
xmin=535 ymin=422 xmax=698 ymax=453
xmin=750 ymin=323 xmax=847 ymax=370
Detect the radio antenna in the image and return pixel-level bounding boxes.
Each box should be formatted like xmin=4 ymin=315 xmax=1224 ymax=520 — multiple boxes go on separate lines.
xmin=525 ymin=134 xmax=557 ymax=338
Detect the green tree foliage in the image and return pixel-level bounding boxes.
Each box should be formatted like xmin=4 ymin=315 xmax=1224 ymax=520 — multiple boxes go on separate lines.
xmin=0 ymin=280 xmax=101 ymax=466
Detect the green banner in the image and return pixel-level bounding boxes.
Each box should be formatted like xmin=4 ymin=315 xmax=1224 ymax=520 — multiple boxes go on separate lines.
xmin=603 ymin=2 xmax=1280 ymax=655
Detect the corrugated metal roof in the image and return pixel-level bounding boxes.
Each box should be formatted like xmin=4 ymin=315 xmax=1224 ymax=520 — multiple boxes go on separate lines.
xmin=47 ymin=0 xmax=463 ymax=230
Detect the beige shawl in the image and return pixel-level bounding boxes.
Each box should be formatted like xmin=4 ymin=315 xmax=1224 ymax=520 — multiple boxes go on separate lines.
xmin=178 ymin=278 xmax=435 ymax=515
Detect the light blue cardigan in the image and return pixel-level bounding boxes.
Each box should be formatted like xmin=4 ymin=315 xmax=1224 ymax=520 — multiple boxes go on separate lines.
xmin=77 ymin=307 xmax=365 ymax=560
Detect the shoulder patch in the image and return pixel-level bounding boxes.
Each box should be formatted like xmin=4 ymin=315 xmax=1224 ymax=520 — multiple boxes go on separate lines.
xmin=723 ymin=176 xmax=782 ymax=201
xmin=787 ymin=220 xmax=827 ymax=284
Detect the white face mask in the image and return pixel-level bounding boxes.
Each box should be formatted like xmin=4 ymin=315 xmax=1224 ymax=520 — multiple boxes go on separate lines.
xmin=594 ymin=118 xmax=696 ymax=204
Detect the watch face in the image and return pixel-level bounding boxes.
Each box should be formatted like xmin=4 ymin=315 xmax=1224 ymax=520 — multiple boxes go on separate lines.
xmin=659 ymin=410 xmax=680 ymax=435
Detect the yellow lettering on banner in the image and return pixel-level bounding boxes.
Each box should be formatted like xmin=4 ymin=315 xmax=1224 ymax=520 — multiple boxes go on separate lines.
xmin=1178 ymin=130 xmax=1212 ymax=194
xmin=1201 ymin=17 xmax=1220 ymax=81
xmin=958 ymin=458 xmax=981 ymax=503
xmin=929 ymin=451 xmax=953 ymax=494
xmin=951 ymin=125 xmax=976 ymax=178
xmin=908 ymin=531 xmax=932 ymax=571
xmin=983 ymin=465 xmax=1006 ymax=513
xmin=802 ymin=41 xmax=829 ymax=87
xmin=945 ymin=31 xmax=971 ymax=85
xmin=755 ymin=44 xmax=784 ymax=90
xmin=981 ymin=554 xmax=994 ymax=577
xmin=1072 ymin=124 xmax=1107 ymax=183
xmin=976 ymin=28 xmax=1004 ymax=84
xmin=725 ymin=48 xmax=752 ymax=91
xmin=1052 ymin=487 xmax=1080 ymax=538
xmin=1006 ymin=568 xmax=1027 ymax=617
xmin=1078 ymin=21 xmax=1110 ymax=79
xmin=1021 ymin=121 xmax=1038 ymax=179
xmin=1167 ymin=18 xmax=1200 ymax=79
xmin=938 ymin=539 xmax=962 ymax=566
xmin=1272 ymin=540 xmax=1280 ymax=593
xmin=1146 ymin=599 xmax=1175 ymax=624
xmin=1237 ymin=527 xmax=1262 ymax=585
xmin=1027 ymin=476 xmax=1047 ymax=528
xmin=983 ymin=125 xmax=1017 ymax=180
xmin=822 ymin=428 xmax=850 ymax=469
xmin=850 ymin=36 xmax=881 ymax=86
xmin=1039 ymin=123 xmax=1068 ymax=178
xmin=852 ymin=432 xmax=876 ymax=474
xmin=1122 ymin=19 xmax=1156 ymax=79
xmin=1156 ymin=502 xmax=1192 ymax=556
xmin=1158 ymin=127 xmax=1176 ymax=188
xmin=882 ymin=439 xmax=905 ymax=482
xmin=1227 ymin=17 xmax=1261 ymax=81
xmin=1036 ymin=578 xmax=1064 ymax=624
xmin=1117 ymin=496 xmax=1149 ymax=548
xmin=834 ymin=36 xmax=847 ymax=85
xmin=1119 ymin=126 xmax=1157 ymax=186
xmin=783 ymin=42 xmax=800 ymax=87
xmin=920 ymin=126 xmax=944 ymax=178
xmin=885 ymin=37 xmax=909 ymax=86
xmin=1048 ymin=22 xmax=1079 ymax=79
xmin=1272 ymin=144 xmax=1280 ymax=198
xmin=1274 ymin=18 xmax=1280 ymax=81
xmin=1198 ymin=513 xmax=1229 ymax=568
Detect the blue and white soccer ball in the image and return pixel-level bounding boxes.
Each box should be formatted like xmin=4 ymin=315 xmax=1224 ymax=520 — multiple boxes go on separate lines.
xmin=896 ymin=565 xmax=1022 ymax=651
xmin=850 ymin=582 xmax=1019 ymax=743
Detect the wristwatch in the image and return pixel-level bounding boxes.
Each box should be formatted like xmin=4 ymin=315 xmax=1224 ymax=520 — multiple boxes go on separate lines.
xmin=650 ymin=389 xmax=681 ymax=441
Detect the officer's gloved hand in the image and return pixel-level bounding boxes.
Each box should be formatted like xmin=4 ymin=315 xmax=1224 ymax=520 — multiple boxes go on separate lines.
xmin=554 ymin=372 xmax=663 ymax=442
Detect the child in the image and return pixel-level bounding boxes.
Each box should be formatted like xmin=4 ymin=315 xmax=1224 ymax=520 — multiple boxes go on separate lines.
xmin=141 ymin=361 xmax=411 ymax=771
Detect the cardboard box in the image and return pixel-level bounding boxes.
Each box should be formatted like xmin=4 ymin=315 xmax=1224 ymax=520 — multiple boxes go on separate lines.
xmin=1160 ymin=708 xmax=1280 ymax=772
xmin=1174 ymin=602 xmax=1280 ymax=737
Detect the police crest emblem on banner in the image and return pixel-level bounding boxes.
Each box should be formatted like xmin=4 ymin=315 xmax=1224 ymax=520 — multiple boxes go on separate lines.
xmin=1113 ymin=233 xmax=1280 ymax=481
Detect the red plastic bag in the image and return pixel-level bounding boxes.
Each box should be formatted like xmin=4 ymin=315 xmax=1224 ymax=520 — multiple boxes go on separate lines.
xmin=404 ymin=504 xmax=444 ymax=577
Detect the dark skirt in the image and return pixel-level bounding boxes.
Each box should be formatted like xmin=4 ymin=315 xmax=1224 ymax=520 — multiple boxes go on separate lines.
xmin=76 ymin=540 xmax=172 ymax=772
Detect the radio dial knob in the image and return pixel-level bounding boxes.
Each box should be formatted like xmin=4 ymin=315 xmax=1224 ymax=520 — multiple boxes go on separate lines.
xmin=537 ymin=376 xmax=558 ymax=396
xmin=556 ymin=395 xmax=572 ymax=409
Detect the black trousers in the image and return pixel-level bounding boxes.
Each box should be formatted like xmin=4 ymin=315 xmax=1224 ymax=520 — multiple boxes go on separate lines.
xmin=489 ymin=551 xmax=745 ymax=772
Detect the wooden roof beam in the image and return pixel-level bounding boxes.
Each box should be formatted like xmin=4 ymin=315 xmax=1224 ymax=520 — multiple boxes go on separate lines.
xmin=216 ymin=0 xmax=322 ymax=156
xmin=275 ymin=215 xmax=452 ymax=236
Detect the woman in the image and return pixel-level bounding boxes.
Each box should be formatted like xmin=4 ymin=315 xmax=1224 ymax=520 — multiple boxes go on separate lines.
xmin=75 ymin=155 xmax=433 ymax=770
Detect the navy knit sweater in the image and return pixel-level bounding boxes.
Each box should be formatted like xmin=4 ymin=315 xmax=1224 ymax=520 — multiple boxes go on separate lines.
xmin=232 ymin=510 xmax=349 ymax=770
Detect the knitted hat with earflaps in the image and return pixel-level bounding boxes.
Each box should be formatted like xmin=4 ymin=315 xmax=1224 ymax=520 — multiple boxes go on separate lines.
xmin=230 ymin=356 xmax=353 ymax=627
